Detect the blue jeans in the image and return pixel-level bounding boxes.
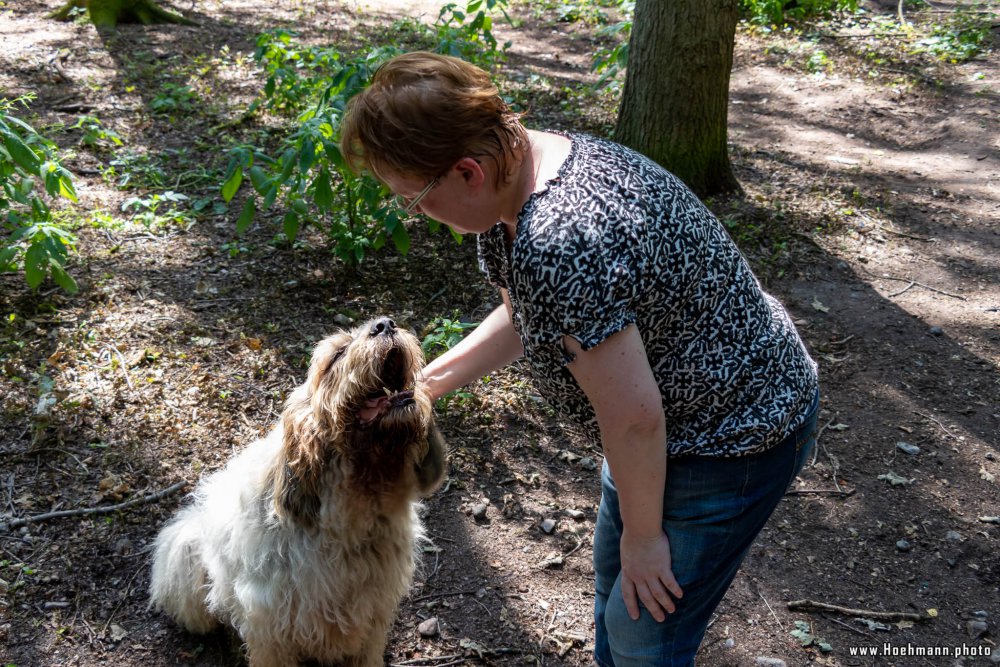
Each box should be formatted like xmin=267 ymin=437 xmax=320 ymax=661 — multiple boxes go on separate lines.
xmin=593 ymin=395 xmax=819 ymax=667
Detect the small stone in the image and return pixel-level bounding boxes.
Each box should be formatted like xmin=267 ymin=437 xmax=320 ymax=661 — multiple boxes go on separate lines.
xmin=417 ymin=617 xmax=439 ymax=637
xmin=471 ymin=502 xmax=489 ymax=521
xmin=755 ymin=658 xmax=787 ymax=667
xmin=540 ymin=518 xmax=557 ymax=534
xmin=945 ymin=531 xmax=963 ymax=543
xmin=928 ymin=326 xmax=944 ymax=337
xmin=967 ymin=620 xmax=988 ymax=639
xmin=564 ymin=509 xmax=586 ymax=520
xmin=973 ymin=610 xmax=989 ymax=620
xmin=724 ymin=637 xmax=735 ymax=649
xmin=896 ymin=441 xmax=921 ymax=456
xmin=578 ymin=457 xmax=597 ymax=471
xmin=108 ymin=623 xmax=127 ymax=642
xmin=333 ymin=313 xmax=353 ymax=326
xmin=896 ymin=539 xmax=912 ymax=552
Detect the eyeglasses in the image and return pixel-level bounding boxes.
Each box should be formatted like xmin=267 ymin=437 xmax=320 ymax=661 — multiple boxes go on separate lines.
xmin=395 ymin=177 xmax=440 ymax=215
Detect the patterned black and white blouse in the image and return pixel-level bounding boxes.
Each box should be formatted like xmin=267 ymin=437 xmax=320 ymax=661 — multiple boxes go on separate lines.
xmin=477 ymin=132 xmax=819 ymax=457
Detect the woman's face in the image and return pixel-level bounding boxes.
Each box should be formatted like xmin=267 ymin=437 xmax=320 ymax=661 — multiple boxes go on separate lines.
xmin=381 ymin=160 xmax=500 ymax=235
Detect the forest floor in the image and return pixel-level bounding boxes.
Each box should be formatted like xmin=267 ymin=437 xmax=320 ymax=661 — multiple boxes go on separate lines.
xmin=1 ymin=0 xmax=998 ymax=666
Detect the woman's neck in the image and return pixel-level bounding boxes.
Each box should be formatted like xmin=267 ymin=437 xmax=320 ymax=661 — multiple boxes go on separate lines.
xmin=498 ymin=129 xmax=571 ymax=230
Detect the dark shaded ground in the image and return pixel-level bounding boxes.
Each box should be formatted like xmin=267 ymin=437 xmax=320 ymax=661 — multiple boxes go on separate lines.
xmin=1 ymin=1 xmax=998 ymax=666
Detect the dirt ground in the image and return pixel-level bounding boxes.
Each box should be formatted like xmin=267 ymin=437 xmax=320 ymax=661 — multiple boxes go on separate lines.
xmin=1 ymin=0 xmax=998 ymax=666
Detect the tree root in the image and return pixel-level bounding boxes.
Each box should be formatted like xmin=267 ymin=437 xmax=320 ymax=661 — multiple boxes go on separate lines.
xmin=48 ymin=0 xmax=198 ymax=28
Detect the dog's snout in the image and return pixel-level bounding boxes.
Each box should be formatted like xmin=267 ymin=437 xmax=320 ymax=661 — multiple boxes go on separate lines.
xmin=369 ymin=317 xmax=397 ymax=337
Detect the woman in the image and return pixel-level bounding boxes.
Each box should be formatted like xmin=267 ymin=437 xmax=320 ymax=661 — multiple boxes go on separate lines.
xmin=341 ymin=52 xmax=819 ymax=667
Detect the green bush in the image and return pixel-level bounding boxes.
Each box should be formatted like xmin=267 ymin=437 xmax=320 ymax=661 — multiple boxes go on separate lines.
xmin=1 ymin=96 xmax=79 ymax=293
xmin=591 ymin=0 xmax=859 ymax=84
xmin=740 ymin=0 xmax=858 ymax=25
xmin=222 ymin=0 xmax=510 ymax=265
xmin=916 ymin=5 xmax=997 ymax=62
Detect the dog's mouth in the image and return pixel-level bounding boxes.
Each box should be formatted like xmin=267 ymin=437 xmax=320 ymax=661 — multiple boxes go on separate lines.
xmin=357 ymin=347 xmax=417 ymax=426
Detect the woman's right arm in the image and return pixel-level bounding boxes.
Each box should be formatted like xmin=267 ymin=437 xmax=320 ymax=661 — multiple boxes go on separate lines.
xmin=419 ymin=289 xmax=524 ymax=401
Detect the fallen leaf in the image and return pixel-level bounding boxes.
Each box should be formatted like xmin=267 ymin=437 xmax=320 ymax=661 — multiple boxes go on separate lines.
xmin=878 ymin=472 xmax=914 ymax=486
xmin=812 ymin=298 xmax=830 ymax=313
xmin=857 ymin=618 xmax=891 ymax=632
xmin=926 ymin=608 xmax=938 ymax=618
xmin=979 ymin=466 xmax=995 ymax=483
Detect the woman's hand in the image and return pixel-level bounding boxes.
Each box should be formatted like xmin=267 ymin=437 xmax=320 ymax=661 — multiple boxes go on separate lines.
xmin=620 ymin=528 xmax=684 ymax=622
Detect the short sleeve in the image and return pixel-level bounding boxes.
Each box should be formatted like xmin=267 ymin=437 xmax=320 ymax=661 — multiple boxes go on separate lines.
xmin=476 ymin=226 xmax=508 ymax=290
xmin=515 ymin=212 xmax=641 ymax=363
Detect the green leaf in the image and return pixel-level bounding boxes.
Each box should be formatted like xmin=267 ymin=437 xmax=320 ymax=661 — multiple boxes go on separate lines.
xmin=390 ymin=220 xmax=410 ymax=255
xmin=24 ymin=244 xmax=47 ymax=289
xmin=299 ymin=137 xmax=316 ymax=173
xmin=262 ymin=185 xmax=279 ymax=210
xmin=57 ymin=172 xmax=77 ymax=202
xmin=235 ymin=197 xmax=256 ymax=234
xmin=283 ymin=211 xmax=300 ymax=242
xmin=221 ymin=165 xmax=243 ymax=202
xmin=313 ymin=169 xmax=334 ymax=210
xmin=49 ymin=263 xmax=78 ymax=294
xmin=2 ymin=130 xmax=41 ymax=173
xmin=248 ymin=166 xmax=271 ymax=195
xmin=324 ymin=141 xmax=346 ymax=170
xmin=0 ymin=245 xmax=19 ymax=272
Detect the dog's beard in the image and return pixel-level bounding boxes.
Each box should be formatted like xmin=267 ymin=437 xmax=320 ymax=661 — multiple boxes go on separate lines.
xmin=278 ymin=320 xmax=436 ymax=517
xmin=355 ymin=346 xmax=419 ymax=427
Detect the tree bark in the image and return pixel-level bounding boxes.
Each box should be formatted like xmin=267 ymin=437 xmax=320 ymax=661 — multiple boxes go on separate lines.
xmin=48 ymin=0 xmax=197 ymax=28
xmin=615 ymin=0 xmax=741 ymax=197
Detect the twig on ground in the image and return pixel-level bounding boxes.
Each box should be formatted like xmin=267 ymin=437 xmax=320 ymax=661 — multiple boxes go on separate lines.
xmin=863 ymin=269 xmax=967 ymax=301
xmin=1 ymin=481 xmax=188 ymax=531
xmin=410 ymin=589 xmax=480 ymax=604
xmin=101 ymin=564 xmax=145 ymax=637
xmin=788 ymin=599 xmax=929 ymax=622
xmin=758 ymin=588 xmax=785 ymax=631
xmin=786 ymin=487 xmax=856 ymax=497
xmin=390 ymin=656 xmax=463 ymax=667
xmin=811 ymin=416 xmax=838 ymax=467
xmin=823 ymin=613 xmax=875 ymax=638
xmin=913 ymin=410 xmax=958 ymax=440
xmin=102 ymin=346 xmax=135 ymax=391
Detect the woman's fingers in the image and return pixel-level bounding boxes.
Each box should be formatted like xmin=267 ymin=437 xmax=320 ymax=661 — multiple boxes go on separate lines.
xmin=623 ymin=575 xmax=679 ymax=622
xmin=621 ymin=574 xmax=641 ymax=621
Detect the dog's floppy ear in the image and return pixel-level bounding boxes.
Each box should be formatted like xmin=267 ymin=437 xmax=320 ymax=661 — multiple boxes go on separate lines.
xmin=415 ymin=419 xmax=447 ymax=496
xmin=271 ymin=390 xmax=324 ymax=529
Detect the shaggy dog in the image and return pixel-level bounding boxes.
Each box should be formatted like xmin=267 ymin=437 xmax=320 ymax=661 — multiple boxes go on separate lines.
xmin=149 ymin=317 xmax=446 ymax=667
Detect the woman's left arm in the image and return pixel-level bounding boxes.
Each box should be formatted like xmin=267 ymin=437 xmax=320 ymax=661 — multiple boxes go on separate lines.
xmin=564 ymin=325 xmax=684 ymax=622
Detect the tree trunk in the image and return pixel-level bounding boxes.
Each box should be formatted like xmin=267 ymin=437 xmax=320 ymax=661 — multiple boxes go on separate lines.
xmin=615 ymin=0 xmax=741 ymax=197
xmin=48 ymin=0 xmax=197 ymax=29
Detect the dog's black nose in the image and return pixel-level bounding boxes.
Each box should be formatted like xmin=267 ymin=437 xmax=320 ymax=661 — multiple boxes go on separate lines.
xmin=369 ymin=317 xmax=397 ymax=337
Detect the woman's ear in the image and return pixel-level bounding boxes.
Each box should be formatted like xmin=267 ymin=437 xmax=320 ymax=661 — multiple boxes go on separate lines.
xmin=453 ymin=156 xmax=486 ymax=188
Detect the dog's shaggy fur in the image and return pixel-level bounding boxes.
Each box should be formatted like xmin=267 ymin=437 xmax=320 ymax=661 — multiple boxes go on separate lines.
xmin=149 ymin=317 xmax=446 ymax=667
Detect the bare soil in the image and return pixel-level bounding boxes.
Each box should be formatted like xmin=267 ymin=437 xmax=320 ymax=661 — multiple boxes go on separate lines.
xmin=1 ymin=1 xmax=998 ymax=666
